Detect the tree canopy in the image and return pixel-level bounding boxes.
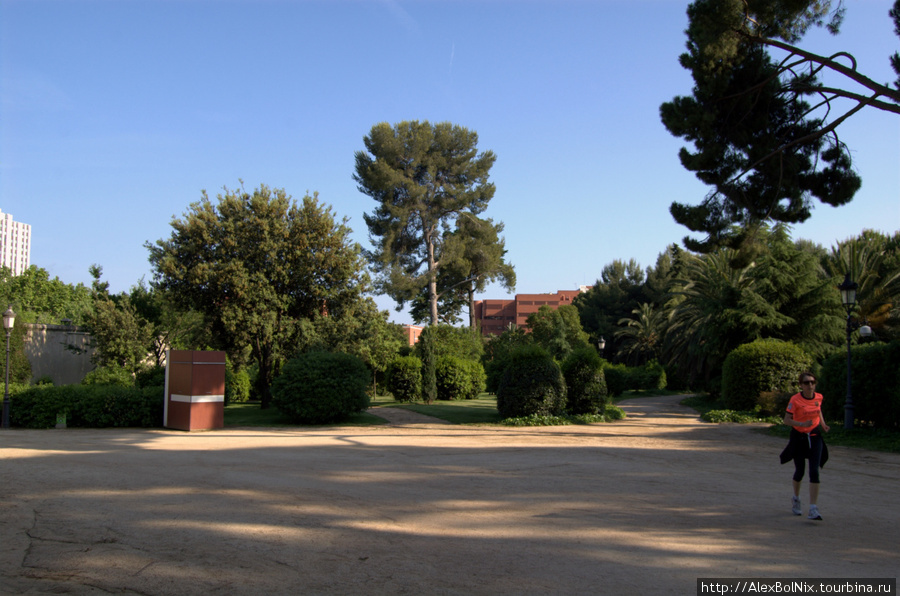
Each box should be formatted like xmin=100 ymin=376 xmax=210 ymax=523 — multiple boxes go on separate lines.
xmin=661 ymin=0 xmax=900 ymax=252
xmin=355 ymin=120 xmax=500 ymax=325
xmin=147 ymin=184 xmax=369 ymax=407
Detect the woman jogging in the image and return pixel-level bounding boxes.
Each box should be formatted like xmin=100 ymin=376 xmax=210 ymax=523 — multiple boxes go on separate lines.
xmin=781 ymin=371 xmax=829 ymax=521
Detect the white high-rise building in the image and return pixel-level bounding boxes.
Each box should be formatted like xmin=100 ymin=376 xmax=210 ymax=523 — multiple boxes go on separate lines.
xmin=0 ymin=209 xmax=31 ymax=276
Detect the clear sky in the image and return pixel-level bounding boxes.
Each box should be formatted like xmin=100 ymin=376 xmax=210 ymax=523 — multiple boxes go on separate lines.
xmin=2 ymin=0 xmax=898 ymax=325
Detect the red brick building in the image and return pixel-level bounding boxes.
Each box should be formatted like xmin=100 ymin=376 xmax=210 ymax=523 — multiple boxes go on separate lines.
xmin=473 ymin=289 xmax=584 ymax=336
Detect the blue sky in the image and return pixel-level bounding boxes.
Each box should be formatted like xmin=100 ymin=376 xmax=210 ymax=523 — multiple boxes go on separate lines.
xmin=2 ymin=0 xmax=898 ymax=325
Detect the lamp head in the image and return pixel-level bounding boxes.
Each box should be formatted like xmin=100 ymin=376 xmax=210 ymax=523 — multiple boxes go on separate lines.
xmin=598 ymin=336 xmax=606 ymax=351
xmin=2 ymin=306 xmax=14 ymax=331
xmin=838 ymin=273 xmax=858 ymax=307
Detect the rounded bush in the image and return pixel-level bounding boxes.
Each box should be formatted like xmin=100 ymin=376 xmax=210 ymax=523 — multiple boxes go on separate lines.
xmin=602 ymin=363 xmax=628 ymax=397
xmin=271 ymin=351 xmax=371 ymax=424
xmin=561 ymin=347 xmax=608 ymax=415
xmin=387 ymin=356 xmax=422 ymax=402
xmin=225 ymin=364 xmax=252 ymax=404
xmin=721 ymin=339 xmax=813 ymax=411
xmin=436 ymin=356 xmax=486 ymax=400
xmin=496 ymin=345 xmax=567 ymax=419
xmin=630 ymin=360 xmax=667 ymax=391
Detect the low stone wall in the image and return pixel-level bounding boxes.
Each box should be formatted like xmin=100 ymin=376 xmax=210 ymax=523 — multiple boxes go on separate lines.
xmin=23 ymin=324 xmax=95 ymax=386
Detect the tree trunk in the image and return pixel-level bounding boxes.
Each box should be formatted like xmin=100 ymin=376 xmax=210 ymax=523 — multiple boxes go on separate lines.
xmin=426 ymin=229 xmax=439 ymax=326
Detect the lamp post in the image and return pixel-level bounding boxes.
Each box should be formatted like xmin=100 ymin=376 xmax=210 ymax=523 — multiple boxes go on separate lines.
xmin=597 ymin=336 xmax=606 ymax=356
xmin=837 ymin=274 xmax=873 ymax=430
xmin=2 ymin=306 xmax=15 ymax=429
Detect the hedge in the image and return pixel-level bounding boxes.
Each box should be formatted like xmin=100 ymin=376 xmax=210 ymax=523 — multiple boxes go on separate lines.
xmin=387 ymin=356 xmax=422 ymax=402
xmin=10 ymin=384 xmax=164 ymax=428
xmin=561 ymin=348 xmax=608 ymax=415
xmin=818 ymin=341 xmax=900 ymax=429
xmin=436 ymin=356 xmax=486 ymax=401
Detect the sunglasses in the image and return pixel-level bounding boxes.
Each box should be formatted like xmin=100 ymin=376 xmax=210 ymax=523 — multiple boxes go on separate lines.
xmin=801 ymin=380 xmax=817 ymax=385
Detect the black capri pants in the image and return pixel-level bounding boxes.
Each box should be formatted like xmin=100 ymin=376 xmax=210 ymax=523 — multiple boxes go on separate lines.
xmin=790 ymin=428 xmax=824 ymax=484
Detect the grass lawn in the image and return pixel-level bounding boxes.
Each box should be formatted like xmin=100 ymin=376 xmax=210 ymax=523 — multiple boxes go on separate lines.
xmin=388 ymin=395 xmax=503 ymax=425
xmin=224 ymin=402 xmax=388 ymax=427
xmin=680 ymin=393 xmax=900 ymax=454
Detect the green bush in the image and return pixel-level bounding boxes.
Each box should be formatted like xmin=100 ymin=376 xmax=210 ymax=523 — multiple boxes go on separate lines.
xmin=482 ymin=327 xmax=532 ymax=394
xmin=436 ymin=356 xmax=486 ymax=400
xmin=387 ymin=356 xmax=422 ymax=402
xmin=271 ymin=351 xmax=371 ymax=424
xmin=10 ymin=384 xmax=164 ymax=428
xmin=602 ymin=362 xmax=628 ymax=397
xmin=629 ymin=360 xmax=667 ymax=391
xmin=225 ymin=362 xmax=252 ymax=404
xmin=82 ymin=366 xmax=135 ymax=387
xmin=496 ymin=345 xmax=567 ymax=419
xmin=721 ymin=339 xmax=813 ymax=411
xmin=415 ymin=324 xmax=484 ymax=362
xmin=561 ymin=348 xmax=608 ymax=415
xmin=135 ymin=366 xmax=166 ymax=389
xmin=819 ymin=341 xmax=900 ymax=429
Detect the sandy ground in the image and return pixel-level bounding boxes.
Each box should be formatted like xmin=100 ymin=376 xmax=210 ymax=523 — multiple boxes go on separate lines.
xmin=1 ymin=395 xmax=898 ymax=595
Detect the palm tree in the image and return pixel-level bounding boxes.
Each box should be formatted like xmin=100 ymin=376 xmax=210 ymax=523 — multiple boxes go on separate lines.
xmin=615 ymin=303 xmax=664 ymax=366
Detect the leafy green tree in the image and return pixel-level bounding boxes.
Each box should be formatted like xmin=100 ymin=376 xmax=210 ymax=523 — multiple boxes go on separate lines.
xmin=660 ymin=0 xmax=899 ymax=252
xmin=0 ymin=265 xmax=93 ymax=325
xmin=147 ymin=184 xmax=369 ymax=408
xmin=355 ymin=120 xmax=498 ymax=325
xmin=574 ymin=259 xmax=646 ymax=356
xmin=83 ymin=266 xmax=155 ymax=373
xmin=410 ymin=215 xmax=515 ymax=328
xmin=527 ymin=304 xmax=590 ymax=361
xmin=307 ymin=298 xmax=405 ymax=396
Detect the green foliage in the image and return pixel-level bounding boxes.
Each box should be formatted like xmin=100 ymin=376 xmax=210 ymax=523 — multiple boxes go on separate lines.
xmin=387 ymin=356 xmax=422 ymax=402
xmin=0 ymin=265 xmax=93 ymax=325
xmin=10 ymin=385 xmax=164 ymax=428
xmin=482 ymin=325 xmax=532 ymax=394
xmin=355 ymin=120 xmax=498 ymax=325
xmin=0 ymin=320 xmax=31 ymax=384
xmin=629 ymin=360 xmax=668 ymax=391
xmin=147 ymin=184 xmax=369 ymax=408
xmin=526 ymin=304 xmax=590 ymax=361
xmin=560 ymin=347 xmax=608 ymax=415
xmin=721 ymin=339 xmax=813 ymax=411
xmin=602 ymin=363 xmax=629 ymax=398
xmin=271 ymin=351 xmax=371 ymax=424
xmin=435 ymin=356 xmax=486 ymax=401
xmin=225 ymin=361 xmax=252 ymax=404
xmin=417 ymin=326 xmax=438 ymax=404
xmin=819 ymin=341 xmax=900 ymax=429
xmin=415 ymin=324 xmax=484 ymax=362
xmin=135 ymin=365 xmax=166 ymax=389
xmin=496 ymin=345 xmax=567 ymax=419
xmin=82 ymin=366 xmax=134 ymax=387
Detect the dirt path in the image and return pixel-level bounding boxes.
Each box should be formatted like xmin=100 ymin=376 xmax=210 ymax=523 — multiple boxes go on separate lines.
xmin=2 ymin=396 xmax=897 ymax=595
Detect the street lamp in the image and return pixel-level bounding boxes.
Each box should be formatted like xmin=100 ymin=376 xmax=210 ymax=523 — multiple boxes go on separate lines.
xmin=597 ymin=336 xmax=606 ymax=355
xmin=837 ymin=274 xmax=872 ymax=430
xmin=2 ymin=306 xmax=15 ymax=429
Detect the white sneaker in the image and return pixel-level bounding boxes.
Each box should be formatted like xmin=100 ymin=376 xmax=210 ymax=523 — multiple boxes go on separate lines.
xmin=808 ymin=505 xmax=822 ymax=520
xmin=791 ymin=496 xmax=802 ymax=516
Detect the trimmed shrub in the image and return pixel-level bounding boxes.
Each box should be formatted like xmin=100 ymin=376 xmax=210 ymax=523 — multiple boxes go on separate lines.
xmin=82 ymin=366 xmax=134 ymax=387
xmin=387 ymin=356 xmax=422 ymax=402
xmin=415 ymin=324 xmax=484 ymax=362
xmin=225 ymin=363 xmax=252 ymax=404
xmin=497 ymin=345 xmax=567 ymax=419
xmin=561 ymin=347 xmax=608 ymax=415
xmin=436 ymin=356 xmax=486 ymax=401
xmin=11 ymin=384 xmax=164 ymax=428
xmin=819 ymin=341 xmax=900 ymax=429
xmin=602 ymin=363 xmax=628 ymax=398
xmin=271 ymin=351 xmax=370 ymax=424
xmin=721 ymin=339 xmax=813 ymax=412
xmin=630 ymin=360 xmax=667 ymax=391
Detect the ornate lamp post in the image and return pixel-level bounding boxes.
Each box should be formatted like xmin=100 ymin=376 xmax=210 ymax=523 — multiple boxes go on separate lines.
xmin=2 ymin=306 xmax=15 ymax=429
xmin=837 ymin=274 xmax=871 ymax=430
